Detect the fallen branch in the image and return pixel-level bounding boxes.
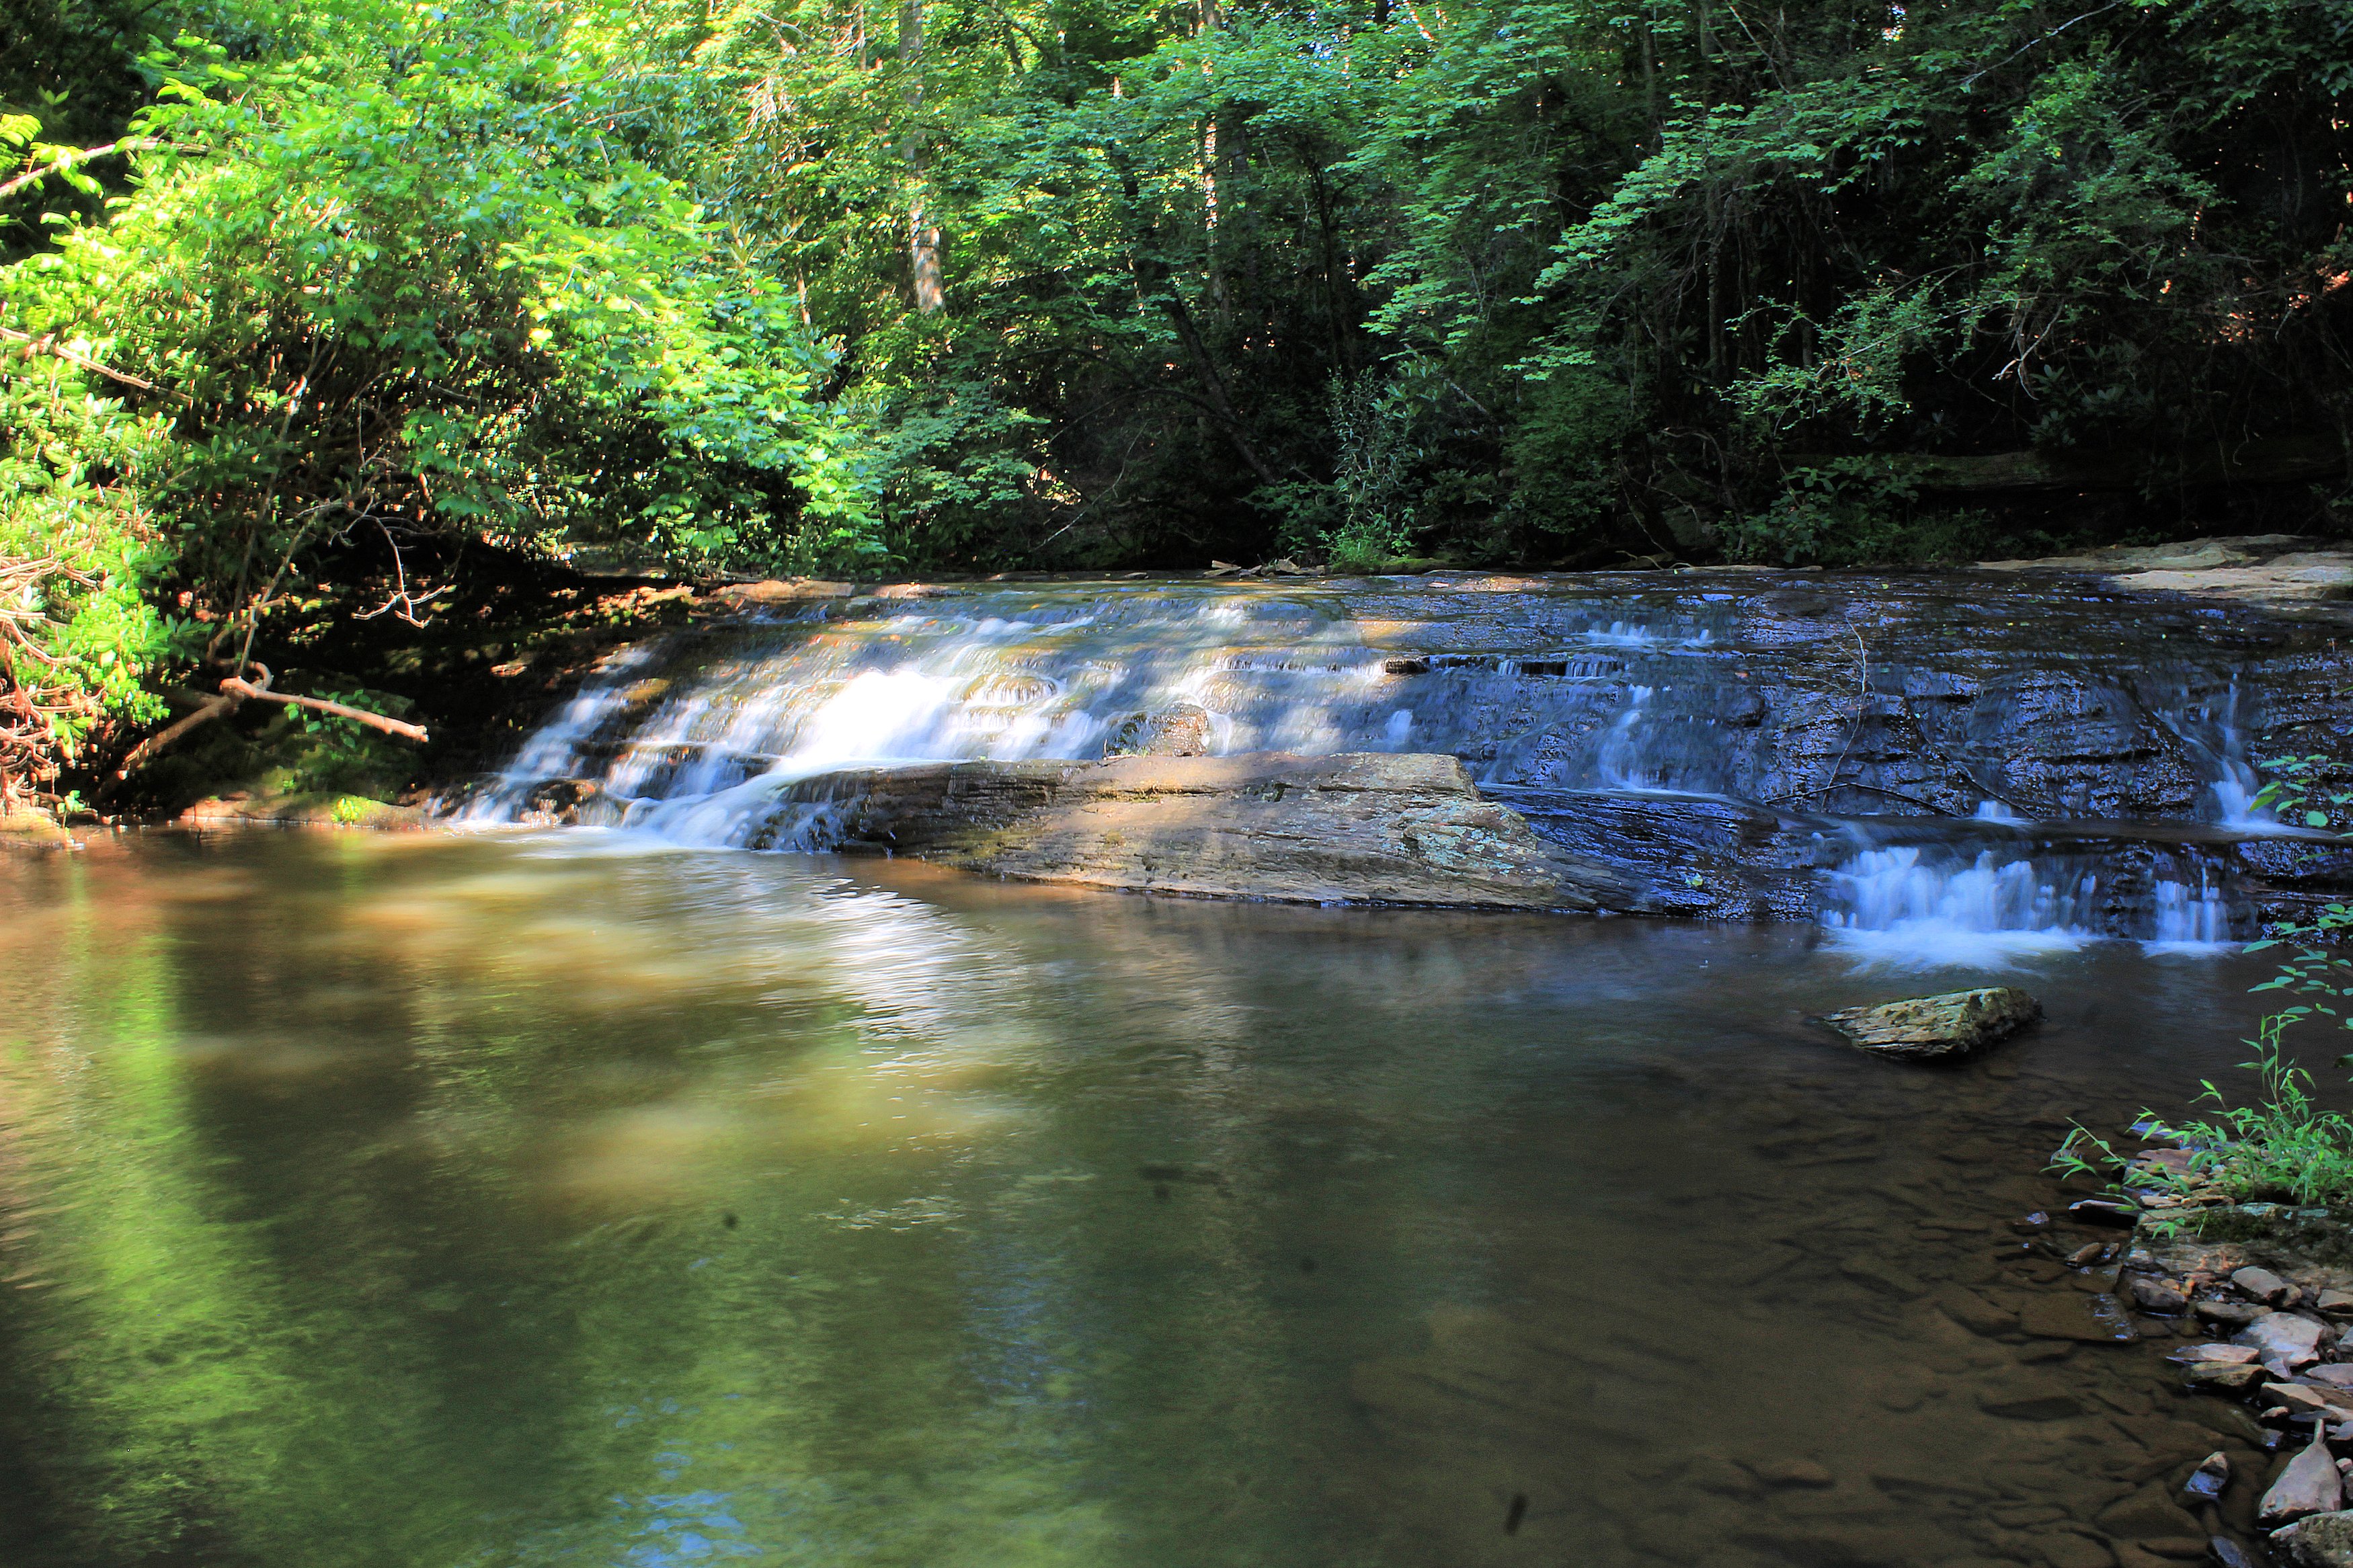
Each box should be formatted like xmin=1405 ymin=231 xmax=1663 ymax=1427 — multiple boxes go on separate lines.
xmin=95 ymin=666 xmax=427 ymax=804
xmin=219 ymin=677 xmax=429 ymax=741
xmin=99 ymin=689 xmax=242 ymax=799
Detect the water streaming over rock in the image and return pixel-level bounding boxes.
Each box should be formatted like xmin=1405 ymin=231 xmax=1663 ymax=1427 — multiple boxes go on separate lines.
xmin=454 ymin=571 xmax=2352 ymax=960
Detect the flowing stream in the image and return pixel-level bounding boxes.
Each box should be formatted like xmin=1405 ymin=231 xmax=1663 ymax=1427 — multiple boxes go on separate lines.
xmin=0 ymin=833 xmax=2304 ymax=1567
xmin=455 ymin=573 xmax=2344 ymax=962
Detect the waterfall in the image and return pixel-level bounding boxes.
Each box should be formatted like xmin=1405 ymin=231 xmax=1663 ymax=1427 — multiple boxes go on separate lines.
xmin=455 ymin=575 xmax=2315 ymax=952
xmin=1818 ymin=843 xmax=2241 ymax=967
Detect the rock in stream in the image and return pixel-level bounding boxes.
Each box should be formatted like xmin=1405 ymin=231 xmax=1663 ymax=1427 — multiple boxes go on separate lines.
xmin=1821 ymin=987 xmax=2042 ymax=1061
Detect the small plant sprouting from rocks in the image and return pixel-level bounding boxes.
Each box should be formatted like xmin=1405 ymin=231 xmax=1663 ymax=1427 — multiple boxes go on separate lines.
xmin=2054 ymin=1018 xmax=2353 ymax=1222
xmin=2051 ymin=753 xmax=2353 ymax=1223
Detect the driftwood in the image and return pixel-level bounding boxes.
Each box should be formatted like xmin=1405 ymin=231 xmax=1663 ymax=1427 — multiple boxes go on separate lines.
xmin=98 ymin=666 xmax=426 ymax=802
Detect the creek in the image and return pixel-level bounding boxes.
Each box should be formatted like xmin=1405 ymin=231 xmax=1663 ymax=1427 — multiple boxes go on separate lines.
xmin=0 ymin=832 xmax=2303 ymax=1566
xmin=454 ymin=571 xmax=2350 ymax=960
xmin=5 ymin=569 xmax=2348 ymax=1565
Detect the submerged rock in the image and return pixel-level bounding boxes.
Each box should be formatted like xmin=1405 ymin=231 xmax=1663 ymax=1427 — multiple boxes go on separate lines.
xmin=2182 ymin=1452 xmax=2231 ymax=1505
xmin=758 ymin=752 xmax=1642 ymax=912
xmin=1819 ymin=987 xmax=2042 ymax=1061
xmin=2016 ymin=1290 xmax=2138 ymax=1343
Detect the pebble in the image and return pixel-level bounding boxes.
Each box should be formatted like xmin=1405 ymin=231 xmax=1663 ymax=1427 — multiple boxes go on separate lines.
xmin=1748 ymin=1458 xmax=1836 ymax=1489
xmin=2208 ymin=1536 xmax=2259 ymax=1568
xmin=2198 ymin=1301 xmax=2268 ymax=1329
xmin=2174 ymin=1363 xmax=2268 ymax=1391
xmin=2128 ymin=1277 xmax=2190 ymax=1313
xmin=2235 ymin=1268 xmax=2295 ymax=1307
xmin=2320 ymin=1290 xmax=2353 ymax=1318
xmin=2266 ymin=1384 xmax=2353 ymax=1421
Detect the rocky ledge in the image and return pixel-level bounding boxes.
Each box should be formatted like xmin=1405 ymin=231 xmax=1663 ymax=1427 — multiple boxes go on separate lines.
xmin=1982 ymin=534 xmax=2353 ymax=610
xmin=748 ymin=751 xmax=1642 ymax=912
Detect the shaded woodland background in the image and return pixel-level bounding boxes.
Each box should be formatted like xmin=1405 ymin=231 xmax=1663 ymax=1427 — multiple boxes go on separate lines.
xmin=3 ymin=0 xmax=2350 ymax=801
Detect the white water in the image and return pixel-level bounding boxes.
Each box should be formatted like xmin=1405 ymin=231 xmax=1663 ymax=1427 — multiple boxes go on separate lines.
xmin=458 ymin=580 xmax=2290 ymax=959
xmin=1820 ymin=845 xmax=2241 ymax=968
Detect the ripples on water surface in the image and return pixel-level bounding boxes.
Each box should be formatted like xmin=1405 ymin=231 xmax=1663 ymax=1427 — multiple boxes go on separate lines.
xmin=0 ymin=832 xmax=2291 ymax=1566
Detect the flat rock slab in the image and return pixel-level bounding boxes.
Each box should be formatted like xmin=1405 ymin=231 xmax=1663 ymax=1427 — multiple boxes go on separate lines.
xmin=762 ymin=752 xmax=1642 ymax=911
xmin=1821 ymin=987 xmax=2042 ymax=1061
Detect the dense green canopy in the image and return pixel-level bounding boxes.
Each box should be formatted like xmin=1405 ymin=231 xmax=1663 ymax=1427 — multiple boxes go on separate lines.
xmin=2 ymin=0 xmax=2349 ymax=802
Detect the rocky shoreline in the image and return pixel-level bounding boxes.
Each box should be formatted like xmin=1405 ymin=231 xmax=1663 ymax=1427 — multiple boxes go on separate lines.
xmin=1913 ymin=1061 xmax=2353 ymax=1568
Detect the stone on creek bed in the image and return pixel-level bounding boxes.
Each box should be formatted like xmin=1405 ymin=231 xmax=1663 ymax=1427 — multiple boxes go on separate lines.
xmin=1819 ymin=987 xmax=2042 ymax=1061
xmin=2015 ymin=1289 xmax=2139 ymax=1343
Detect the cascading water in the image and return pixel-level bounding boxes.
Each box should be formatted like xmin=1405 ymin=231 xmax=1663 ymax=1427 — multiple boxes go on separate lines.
xmin=456 ymin=573 xmax=2340 ymax=960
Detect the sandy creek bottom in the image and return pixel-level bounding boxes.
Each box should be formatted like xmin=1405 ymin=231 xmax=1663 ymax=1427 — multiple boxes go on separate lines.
xmin=0 ymin=831 xmax=2301 ymax=1568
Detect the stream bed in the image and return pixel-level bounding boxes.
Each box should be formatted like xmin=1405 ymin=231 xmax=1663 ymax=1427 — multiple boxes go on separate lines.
xmin=0 ymin=829 xmax=2299 ymax=1567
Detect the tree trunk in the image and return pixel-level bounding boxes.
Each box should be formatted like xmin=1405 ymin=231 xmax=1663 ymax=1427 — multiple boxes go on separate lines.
xmin=901 ymin=0 xmax=944 ymax=314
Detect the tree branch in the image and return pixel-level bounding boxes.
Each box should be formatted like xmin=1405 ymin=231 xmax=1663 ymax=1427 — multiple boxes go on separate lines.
xmin=0 ymin=324 xmax=186 ymax=401
xmin=219 ymin=677 xmax=429 ymax=741
xmin=0 ymin=138 xmax=175 ymax=203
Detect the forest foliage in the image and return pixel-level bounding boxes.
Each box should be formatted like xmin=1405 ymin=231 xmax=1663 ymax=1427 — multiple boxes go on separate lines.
xmin=2 ymin=0 xmax=2350 ymax=802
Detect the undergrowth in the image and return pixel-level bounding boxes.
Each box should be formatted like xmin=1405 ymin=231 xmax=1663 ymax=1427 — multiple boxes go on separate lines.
xmin=2050 ymin=754 xmax=2353 ymax=1222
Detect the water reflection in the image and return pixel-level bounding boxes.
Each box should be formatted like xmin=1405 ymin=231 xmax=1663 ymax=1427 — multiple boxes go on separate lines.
xmin=0 ymin=833 xmax=2300 ymax=1566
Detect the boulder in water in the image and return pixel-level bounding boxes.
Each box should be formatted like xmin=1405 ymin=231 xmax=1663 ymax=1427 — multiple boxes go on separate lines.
xmin=1819 ymin=987 xmax=2042 ymax=1061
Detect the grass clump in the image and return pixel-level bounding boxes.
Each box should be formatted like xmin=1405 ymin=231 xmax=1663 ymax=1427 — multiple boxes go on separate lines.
xmin=2050 ymin=753 xmax=2353 ymax=1222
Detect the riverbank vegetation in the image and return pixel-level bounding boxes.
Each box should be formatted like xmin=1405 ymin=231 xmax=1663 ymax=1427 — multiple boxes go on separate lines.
xmin=3 ymin=0 xmax=2351 ymax=807
xmin=2057 ymin=758 xmax=2353 ymax=1214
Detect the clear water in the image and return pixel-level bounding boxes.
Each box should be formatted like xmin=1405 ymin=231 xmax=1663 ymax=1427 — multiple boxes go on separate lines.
xmin=0 ymin=832 xmax=2296 ymax=1567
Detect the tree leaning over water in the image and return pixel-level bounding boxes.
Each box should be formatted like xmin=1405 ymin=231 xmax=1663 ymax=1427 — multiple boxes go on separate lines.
xmin=2 ymin=0 xmax=2350 ymax=804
